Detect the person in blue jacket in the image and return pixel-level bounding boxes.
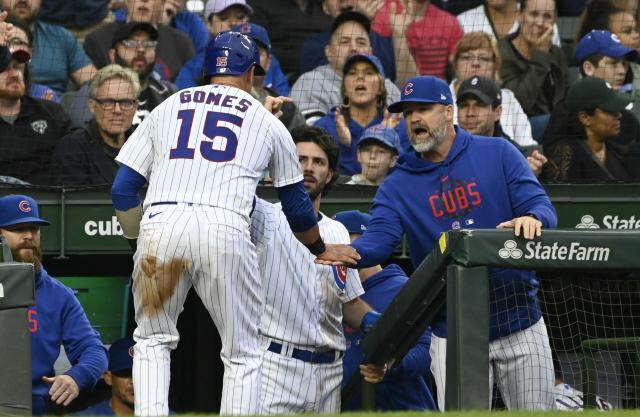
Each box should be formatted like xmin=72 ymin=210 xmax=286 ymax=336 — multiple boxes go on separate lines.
xmin=0 ymin=194 xmax=108 ymax=416
xmin=314 ymin=54 xmax=387 ymax=176
xmin=334 ymin=210 xmax=436 ymax=412
xmin=347 ymin=76 xmax=558 ymax=411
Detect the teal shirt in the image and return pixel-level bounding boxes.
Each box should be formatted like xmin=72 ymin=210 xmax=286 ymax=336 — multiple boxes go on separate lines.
xmin=32 ymin=21 xmax=93 ymax=95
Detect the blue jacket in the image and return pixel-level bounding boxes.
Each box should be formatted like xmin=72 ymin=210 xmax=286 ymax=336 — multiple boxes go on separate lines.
xmin=75 ymin=399 xmax=114 ymax=416
xmin=174 ymin=46 xmax=291 ymax=96
xmin=351 ymin=128 xmax=557 ymax=340
xmin=314 ymin=110 xmax=383 ymax=175
xmin=30 ymin=267 xmax=108 ymax=415
xmin=342 ymin=264 xmax=436 ymax=411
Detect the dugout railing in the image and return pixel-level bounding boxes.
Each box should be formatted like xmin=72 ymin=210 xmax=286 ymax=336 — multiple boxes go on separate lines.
xmin=343 ymin=229 xmax=640 ymax=411
xmin=0 ymin=235 xmax=35 ymax=415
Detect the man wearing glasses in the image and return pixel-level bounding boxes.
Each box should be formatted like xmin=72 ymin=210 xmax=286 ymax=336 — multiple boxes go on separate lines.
xmin=68 ymin=22 xmax=176 ymax=129
xmin=52 ymin=65 xmax=139 ymax=186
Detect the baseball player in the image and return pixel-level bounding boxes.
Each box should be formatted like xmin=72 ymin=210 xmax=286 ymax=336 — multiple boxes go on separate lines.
xmin=249 ymin=125 xmax=385 ymax=414
xmin=110 ymin=32 xmax=359 ymax=416
xmin=340 ymin=75 xmax=558 ymax=410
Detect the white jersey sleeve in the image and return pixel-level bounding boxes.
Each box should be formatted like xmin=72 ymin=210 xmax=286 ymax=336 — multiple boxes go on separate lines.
xmin=116 ymin=108 xmax=156 ymax=178
xmin=268 ymin=118 xmax=303 ymax=188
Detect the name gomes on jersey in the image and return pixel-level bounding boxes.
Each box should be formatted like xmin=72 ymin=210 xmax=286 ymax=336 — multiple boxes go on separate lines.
xmin=499 ymin=239 xmax=610 ymax=262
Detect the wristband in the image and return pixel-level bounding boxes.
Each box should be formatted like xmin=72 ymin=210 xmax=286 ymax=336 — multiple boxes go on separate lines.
xmin=305 ymin=236 xmax=326 ymax=256
xmin=361 ymin=311 xmax=382 ymax=333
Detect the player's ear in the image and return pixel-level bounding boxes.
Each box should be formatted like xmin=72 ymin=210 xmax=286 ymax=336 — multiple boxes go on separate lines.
xmin=494 ymin=105 xmax=503 ymax=122
xmin=108 ymin=48 xmax=116 ymax=64
xmin=104 ymin=371 xmax=113 ymax=386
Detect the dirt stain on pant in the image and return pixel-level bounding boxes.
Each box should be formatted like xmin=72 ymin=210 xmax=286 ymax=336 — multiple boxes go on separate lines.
xmin=135 ymin=255 xmax=191 ymax=316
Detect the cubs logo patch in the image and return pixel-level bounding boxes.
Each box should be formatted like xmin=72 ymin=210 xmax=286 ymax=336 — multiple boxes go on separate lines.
xmin=404 ymin=82 xmax=414 ymax=95
xmin=331 ymin=265 xmax=347 ymax=291
xmin=31 ymin=120 xmax=48 ymax=134
xmin=217 ymin=56 xmax=228 ymax=67
xmin=18 ymin=200 xmax=31 ymax=212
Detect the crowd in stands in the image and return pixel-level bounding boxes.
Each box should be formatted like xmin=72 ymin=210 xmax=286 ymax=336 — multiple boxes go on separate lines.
xmin=1 ymin=0 xmax=640 ymax=186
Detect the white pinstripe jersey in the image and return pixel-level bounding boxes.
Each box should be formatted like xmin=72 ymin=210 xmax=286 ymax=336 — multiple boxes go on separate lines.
xmin=250 ymin=198 xmax=364 ymax=351
xmin=115 ymin=84 xmax=303 ymax=218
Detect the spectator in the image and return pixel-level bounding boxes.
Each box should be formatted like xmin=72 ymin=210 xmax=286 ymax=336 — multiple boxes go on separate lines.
xmin=299 ymin=0 xmax=401 ymax=83
xmin=347 ymin=124 xmax=402 ymax=185
xmin=542 ymin=30 xmax=640 ymax=148
xmin=292 ymin=11 xmax=400 ymax=122
xmin=237 ymin=22 xmax=305 ymax=131
xmin=499 ymin=0 xmax=568 ymax=139
xmin=76 ymin=338 xmax=135 ymax=416
xmin=0 ymin=46 xmax=72 ymax=185
xmin=450 ymin=31 xmax=535 ymax=147
xmin=174 ymin=0 xmax=290 ymax=96
xmin=456 ymin=75 xmax=547 ymax=176
xmin=1 ymin=0 xmax=97 ymax=96
xmin=5 ymin=18 xmax=59 ymax=102
xmin=541 ymin=76 xmax=636 ymax=181
xmin=83 ymin=0 xmax=195 ymax=81
xmin=457 ymin=0 xmax=561 ymax=45
xmin=372 ymin=0 xmax=463 ymax=80
xmin=350 ymin=75 xmax=558 ymax=411
xmin=335 ymin=209 xmax=436 ymax=411
xmin=248 ymin=0 xmax=332 ymax=82
xmin=315 ymin=54 xmax=388 ymax=175
xmin=0 ymin=194 xmax=108 ymax=415
xmin=67 ymin=22 xmax=174 ymax=128
xmin=52 ymin=65 xmax=139 ymax=186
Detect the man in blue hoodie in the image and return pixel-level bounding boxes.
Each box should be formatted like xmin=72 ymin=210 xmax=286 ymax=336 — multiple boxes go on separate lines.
xmin=334 ymin=209 xmax=436 ymax=412
xmin=340 ymin=75 xmax=558 ymax=410
xmin=0 ymin=194 xmax=108 ymax=415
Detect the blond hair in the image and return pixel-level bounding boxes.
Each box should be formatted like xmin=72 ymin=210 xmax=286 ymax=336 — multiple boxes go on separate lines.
xmin=89 ymin=64 xmax=141 ymax=99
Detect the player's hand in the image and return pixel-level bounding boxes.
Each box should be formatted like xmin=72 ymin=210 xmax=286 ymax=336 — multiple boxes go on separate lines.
xmin=533 ymin=25 xmax=554 ymax=53
xmin=389 ymin=0 xmax=419 ymax=37
xmin=382 ymin=109 xmax=401 ymax=129
xmin=263 ymin=96 xmax=293 ymax=119
xmin=355 ymin=0 xmax=384 ymax=20
xmin=315 ymin=244 xmax=361 ymax=267
xmin=335 ymin=107 xmax=351 ymax=147
xmin=43 ymin=375 xmax=79 ymax=406
xmin=359 ymin=362 xmax=388 ymax=384
xmin=497 ymin=216 xmax=542 ymax=240
xmin=527 ymin=150 xmax=548 ymax=177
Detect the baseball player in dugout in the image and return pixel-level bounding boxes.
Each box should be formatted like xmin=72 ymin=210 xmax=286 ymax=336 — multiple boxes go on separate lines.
xmin=250 ymin=125 xmax=386 ymax=414
xmin=111 ymin=31 xmax=359 ymax=416
xmin=343 ymin=75 xmax=558 ymax=410
xmin=0 ymin=194 xmax=108 ymax=416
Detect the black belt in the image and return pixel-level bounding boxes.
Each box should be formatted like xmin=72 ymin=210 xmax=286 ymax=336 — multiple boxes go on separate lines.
xmin=149 ymin=201 xmax=192 ymax=207
xmin=267 ymin=342 xmax=342 ymax=364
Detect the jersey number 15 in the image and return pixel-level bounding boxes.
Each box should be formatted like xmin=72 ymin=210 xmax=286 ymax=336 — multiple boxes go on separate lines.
xmin=169 ymin=110 xmax=244 ymax=162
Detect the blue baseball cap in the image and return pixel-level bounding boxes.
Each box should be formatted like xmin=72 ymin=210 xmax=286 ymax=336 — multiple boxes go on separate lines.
xmin=343 ymin=54 xmax=385 ymax=78
xmin=575 ymin=30 xmax=638 ymax=63
xmin=333 ymin=210 xmax=372 ymax=235
xmin=357 ymin=124 xmax=402 ymax=153
xmin=108 ymin=338 xmax=135 ymax=373
xmin=0 ymin=195 xmax=50 ymax=228
xmin=232 ymin=22 xmax=271 ymax=53
xmin=388 ymin=76 xmax=453 ymax=113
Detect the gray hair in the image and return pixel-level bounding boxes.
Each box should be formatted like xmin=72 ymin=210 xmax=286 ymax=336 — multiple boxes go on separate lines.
xmin=89 ymin=64 xmax=141 ymax=98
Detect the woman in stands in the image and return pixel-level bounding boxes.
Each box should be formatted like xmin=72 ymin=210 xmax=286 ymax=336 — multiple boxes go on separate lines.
xmin=449 ymin=31 xmax=536 ymax=147
xmin=314 ymin=54 xmax=387 ymax=176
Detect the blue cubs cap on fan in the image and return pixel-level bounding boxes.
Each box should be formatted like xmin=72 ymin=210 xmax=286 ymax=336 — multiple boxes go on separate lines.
xmin=109 ymin=338 xmax=135 ymax=373
xmin=202 ymin=31 xmax=265 ymax=79
xmin=357 ymin=124 xmax=402 ymax=153
xmin=0 ymin=195 xmax=50 ymax=228
xmin=575 ymin=30 xmax=638 ymax=63
xmin=333 ymin=210 xmax=372 ymax=235
xmin=343 ymin=54 xmax=385 ymax=78
xmin=232 ymin=23 xmax=271 ymax=53
xmin=388 ymin=75 xmax=453 ymax=113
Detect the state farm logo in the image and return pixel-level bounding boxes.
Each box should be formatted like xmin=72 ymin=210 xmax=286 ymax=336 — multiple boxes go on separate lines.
xmin=84 ymin=216 xmax=123 ymax=236
xmin=498 ymin=240 xmax=610 ymax=262
xmin=575 ymin=214 xmax=640 ymax=229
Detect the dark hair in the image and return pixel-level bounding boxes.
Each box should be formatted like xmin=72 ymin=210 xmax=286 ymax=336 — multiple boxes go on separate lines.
xmin=579 ymin=52 xmax=606 ymax=76
xmin=290 ymin=125 xmax=340 ymax=196
xmin=520 ymin=0 xmax=557 ymax=13
xmin=6 ymin=17 xmax=34 ymax=47
xmin=576 ymin=0 xmax=623 ymax=42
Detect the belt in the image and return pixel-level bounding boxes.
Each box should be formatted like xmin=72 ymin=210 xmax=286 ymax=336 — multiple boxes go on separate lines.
xmin=267 ymin=342 xmax=342 ymax=364
xmin=149 ymin=201 xmax=192 ymax=207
